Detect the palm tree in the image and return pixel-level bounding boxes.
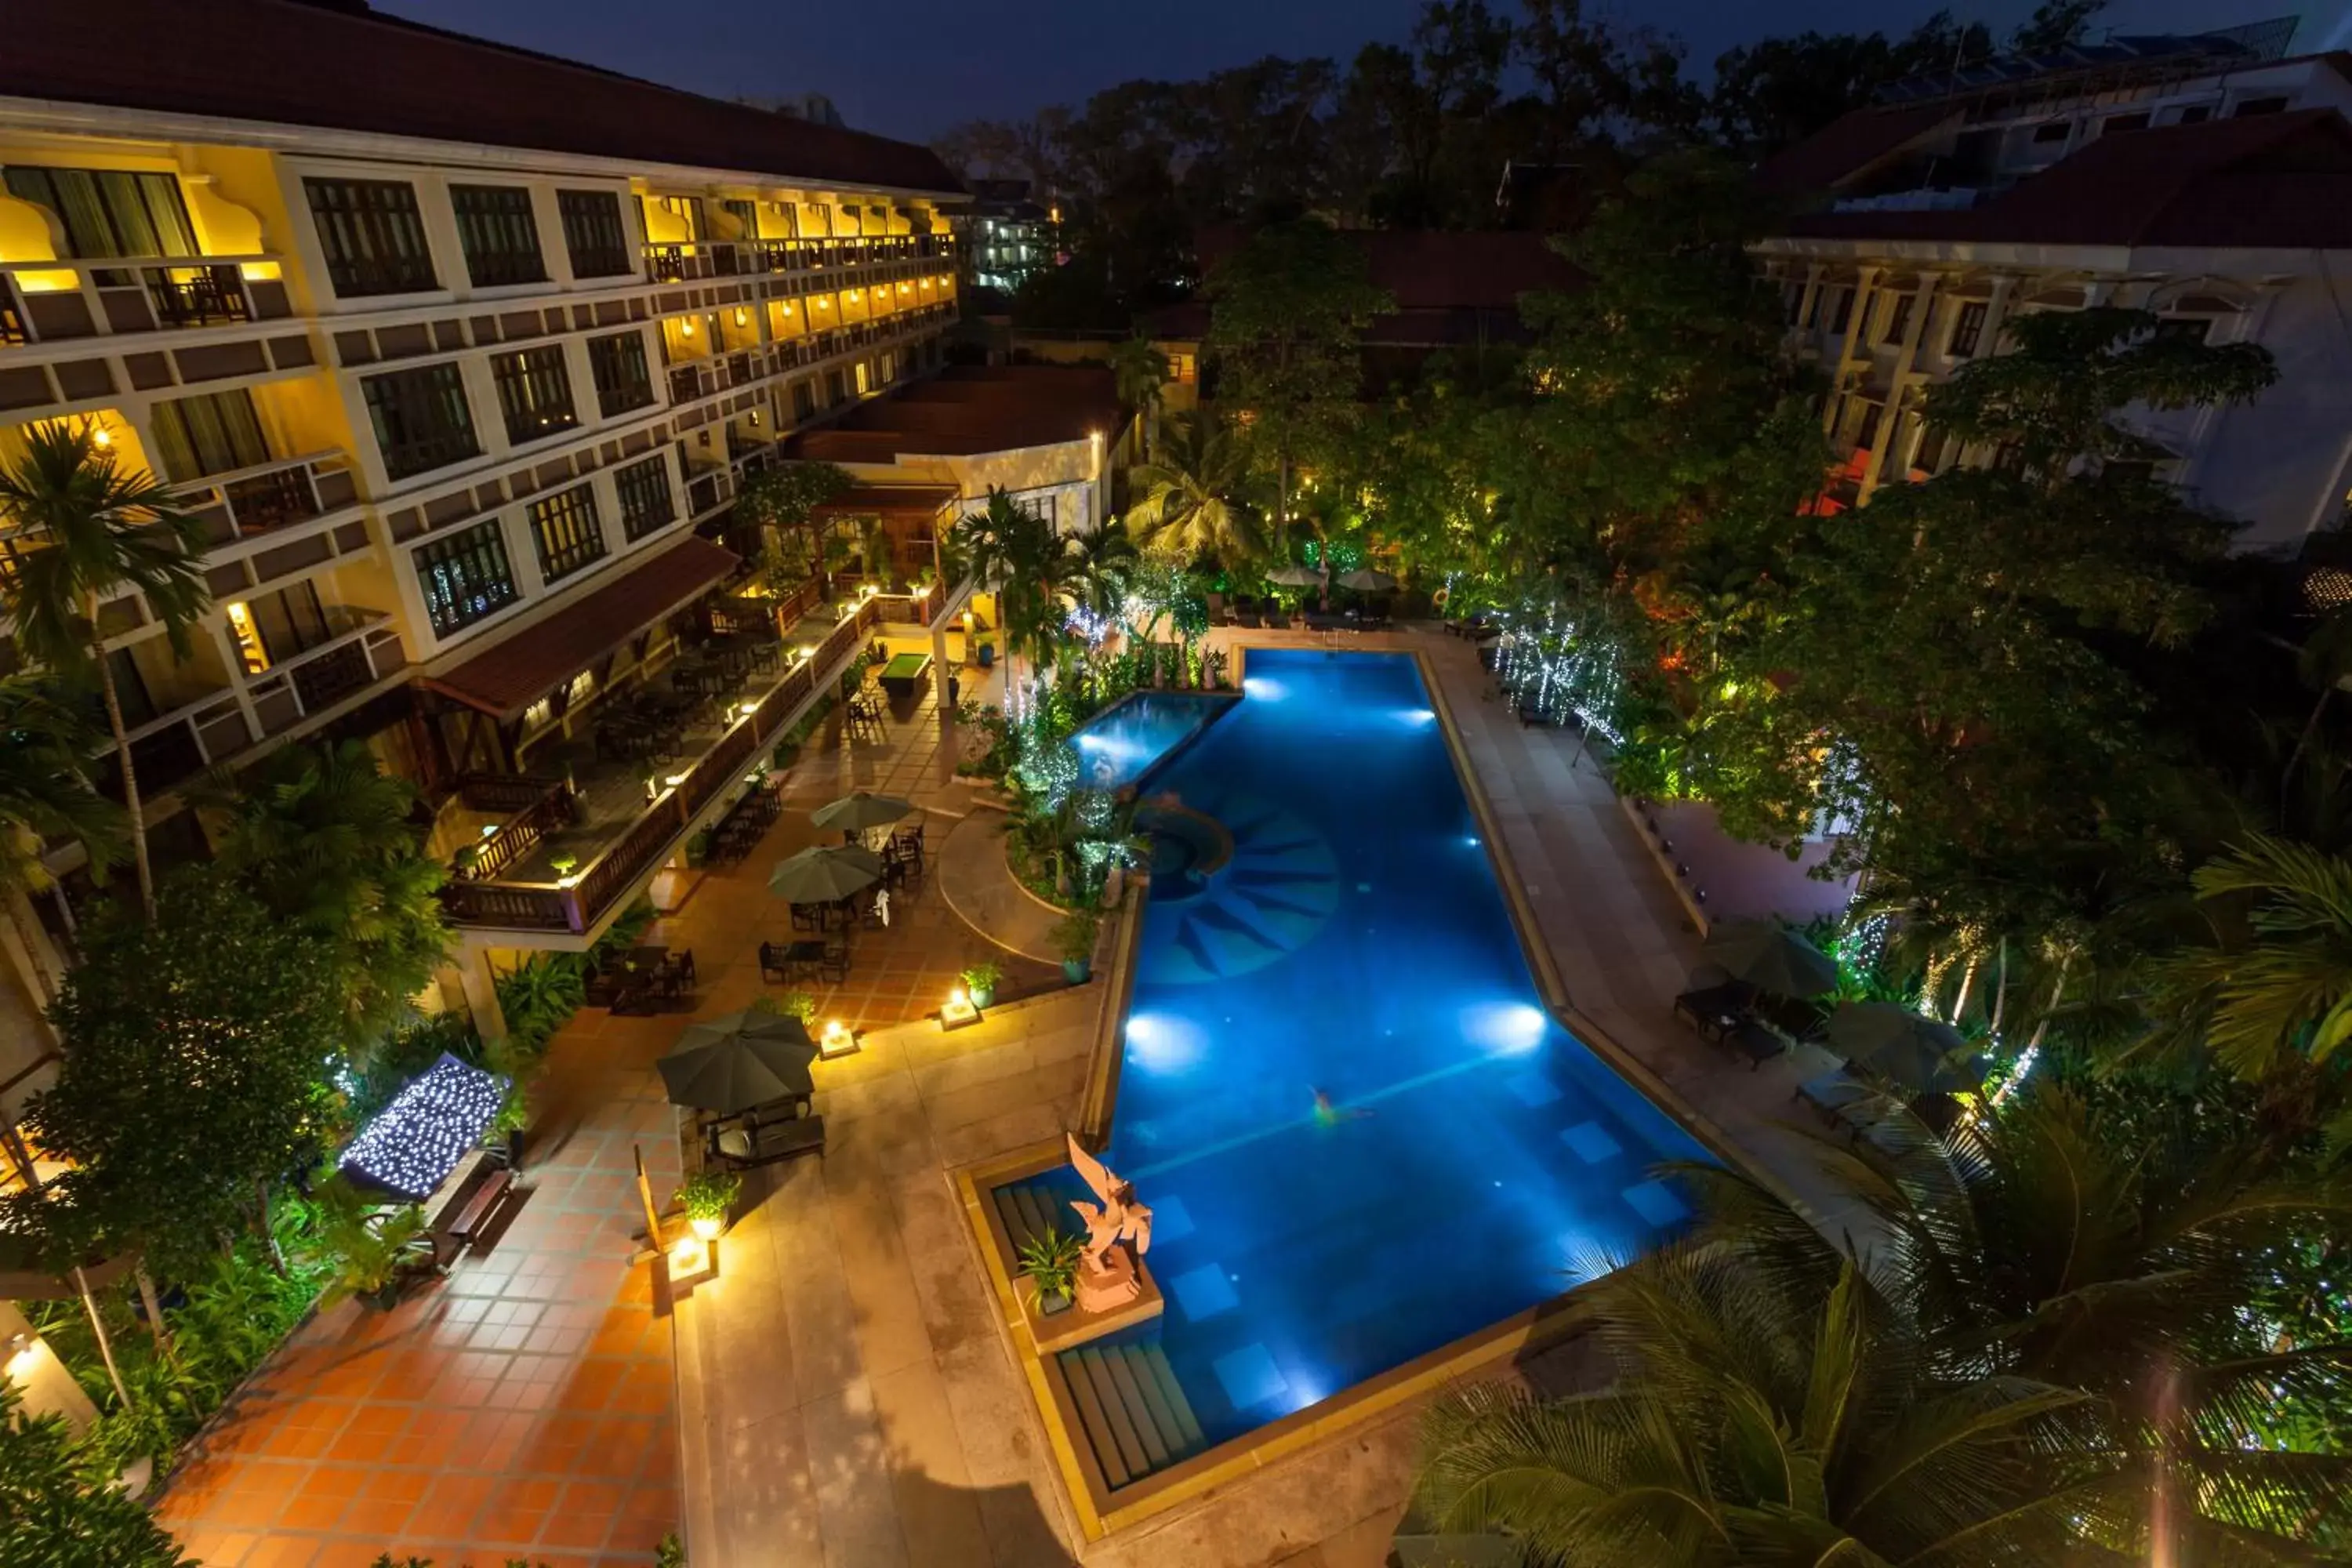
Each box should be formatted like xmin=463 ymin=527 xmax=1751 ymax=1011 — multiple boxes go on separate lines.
xmin=953 ymin=488 xmax=1062 ymax=698
xmin=1109 ymin=335 xmax=1169 ymax=456
xmin=0 ymin=673 xmax=122 ymax=898
xmin=2147 ymin=833 xmax=2352 ymax=1082
xmin=1419 ymin=1086 xmax=2352 ymax=1563
xmin=1127 ymin=411 xmax=1265 ymax=568
xmin=0 ymin=422 xmax=210 ymax=920
xmin=194 ymin=739 xmax=449 ymax=1051
xmin=1065 ymin=516 xmax=1138 ymax=622
xmin=1417 ymin=1248 xmax=2104 ymax=1566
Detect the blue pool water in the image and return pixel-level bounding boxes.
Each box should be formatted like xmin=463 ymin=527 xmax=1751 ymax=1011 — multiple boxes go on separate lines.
xmin=1069 ymin=690 xmax=1232 ymax=792
xmin=1044 ymin=651 xmax=1711 ymax=1451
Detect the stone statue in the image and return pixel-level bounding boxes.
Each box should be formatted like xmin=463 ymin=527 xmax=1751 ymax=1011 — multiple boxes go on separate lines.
xmin=1065 ymin=1131 xmax=1152 ymax=1311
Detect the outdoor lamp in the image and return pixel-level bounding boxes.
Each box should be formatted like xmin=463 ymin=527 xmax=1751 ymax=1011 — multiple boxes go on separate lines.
xmin=941 ymin=986 xmax=982 ymax=1031
xmin=669 ymin=1235 xmax=713 ymax=1281
xmin=689 ymin=1213 xmax=724 ymax=1243
xmin=821 ymin=1018 xmax=855 ymax=1057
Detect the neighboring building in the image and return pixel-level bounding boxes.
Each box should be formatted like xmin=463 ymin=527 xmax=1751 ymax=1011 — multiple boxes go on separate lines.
xmin=1145 ymin=227 xmax=1582 ymax=403
xmin=0 ymin=0 xmax=964 ymax=1099
xmin=965 ymin=179 xmax=1057 ymax=292
xmin=1752 ymin=31 xmax=2352 ymax=545
xmin=787 ymin=364 xmax=1129 ymax=545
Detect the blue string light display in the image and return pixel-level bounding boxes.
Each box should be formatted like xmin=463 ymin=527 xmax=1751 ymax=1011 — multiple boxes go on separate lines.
xmin=339 ymin=1052 xmax=510 ymax=1200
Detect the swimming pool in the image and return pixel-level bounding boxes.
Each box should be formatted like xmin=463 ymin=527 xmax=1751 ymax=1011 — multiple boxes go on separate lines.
xmin=1018 ymin=650 xmax=1711 ymax=1467
xmin=1069 ymin=689 xmax=1233 ymax=793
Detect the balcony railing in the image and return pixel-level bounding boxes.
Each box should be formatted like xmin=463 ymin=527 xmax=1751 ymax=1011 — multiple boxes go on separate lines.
xmin=178 ymin=452 xmax=360 ymax=547
xmin=244 ymin=615 xmax=408 ymax=741
xmin=439 ymin=593 xmax=903 ymax=934
xmin=0 ymin=274 xmax=23 ymax=347
xmin=454 ymin=775 xmax=577 ymax=882
xmin=0 ymin=255 xmax=291 ymax=343
xmin=639 ymin=233 xmax=956 ymax=285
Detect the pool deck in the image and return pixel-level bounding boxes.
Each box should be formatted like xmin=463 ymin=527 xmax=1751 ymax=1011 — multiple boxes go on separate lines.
xmin=660 ymin=626 xmax=1862 ymax=1568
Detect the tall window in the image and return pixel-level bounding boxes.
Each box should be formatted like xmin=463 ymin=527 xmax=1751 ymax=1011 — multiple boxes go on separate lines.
xmin=528 ymin=485 xmax=607 ymax=583
xmin=1829 ymin=287 xmax=1856 ymax=336
xmin=363 ymin=362 xmax=477 ymax=478
xmin=415 ymin=518 xmax=518 ymax=636
xmin=491 ymin=345 xmax=578 ymax=447
xmin=587 ymin=332 xmax=653 ymax=418
xmin=1947 ymin=301 xmax=1989 ymax=358
xmin=149 ymin=388 xmax=270 ymax=482
xmin=3 ymin=166 xmax=198 ymax=258
xmin=614 ymin=455 xmax=675 ymax=543
xmin=305 ymin=178 xmax=437 ymax=296
xmin=721 ymin=198 xmax=760 ymax=238
xmin=450 ymin=185 xmax=546 ymax=288
xmin=1879 ymin=292 xmax=1914 ymax=346
xmin=557 ymin=190 xmax=631 ymax=278
xmin=2151 ymin=316 xmax=2214 ymax=346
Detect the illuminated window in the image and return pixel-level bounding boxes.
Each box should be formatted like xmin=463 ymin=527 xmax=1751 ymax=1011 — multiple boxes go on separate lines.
xmin=528 ymin=485 xmax=607 ymax=583
xmin=415 ymin=519 xmax=518 ymax=635
xmin=492 ymin=345 xmax=579 ymax=447
xmin=149 ymin=388 xmax=270 ymax=481
xmin=587 ymin=331 xmax=654 ymax=418
xmin=1168 ymin=352 xmax=1196 ymax=386
xmin=3 ymin=166 xmax=197 ymax=259
xmin=1947 ymin=302 xmax=1988 ymax=358
xmin=614 ymin=454 xmax=675 ymax=543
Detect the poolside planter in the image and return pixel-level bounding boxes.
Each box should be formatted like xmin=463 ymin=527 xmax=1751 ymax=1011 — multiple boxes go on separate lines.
xmin=1062 ymin=957 xmax=1091 ymax=984
xmin=1037 ymin=1287 xmax=1073 ymax=1317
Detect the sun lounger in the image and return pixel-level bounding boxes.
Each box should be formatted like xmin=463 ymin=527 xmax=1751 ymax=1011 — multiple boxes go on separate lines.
xmin=1263 ymin=608 xmax=1291 ymax=630
xmin=1234 ymin=608 xmax=1261 ymax=628
xmin=1726 ymin=1020 xmax=1786 ymax=1069
xmin=708 ymin=1113 xmax=827 ymax=1167
xmin=1795 ymin=1070 xmax=1889 ymax=1140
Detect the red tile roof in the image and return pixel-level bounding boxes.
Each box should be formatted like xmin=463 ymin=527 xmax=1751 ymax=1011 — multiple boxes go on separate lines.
xmin=786 ymin=366 xmax=1124 ymax=461
xmin=0 ymin=0 xmax=960 ymax=197
xmin=1784 ymin=110 xmax=2352 ymax=250
xmin=422 ymin=536 xmax=740 ymax=720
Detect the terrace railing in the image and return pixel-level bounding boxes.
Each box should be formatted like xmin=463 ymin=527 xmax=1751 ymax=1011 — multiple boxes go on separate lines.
xmin=438 ymin=591 xmax=896 ymax=935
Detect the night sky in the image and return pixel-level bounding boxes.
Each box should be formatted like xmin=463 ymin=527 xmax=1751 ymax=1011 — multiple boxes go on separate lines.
xmin=376 ymin=0 xmax=2342 ymax=144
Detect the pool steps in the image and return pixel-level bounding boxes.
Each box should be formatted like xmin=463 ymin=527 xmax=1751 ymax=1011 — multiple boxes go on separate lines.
xmin=992 ymin=1178 xmax=1211 ymax=1486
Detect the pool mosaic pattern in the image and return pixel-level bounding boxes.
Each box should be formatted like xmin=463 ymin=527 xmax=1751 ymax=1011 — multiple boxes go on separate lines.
xmin=1037 ymin=652 xmax=1711 ymax=1457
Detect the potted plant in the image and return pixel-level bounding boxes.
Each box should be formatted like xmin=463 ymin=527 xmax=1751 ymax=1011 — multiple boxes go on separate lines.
xmin=960 ymin=960 xmax=1003 ymax=1009
xmin=1051 ymin=909 xmax=1102 ymax=984
xmin=549 ymin=851 xmax=579 ymax=879
xmin=674 ymin=1168 xmax=743 ymax=1243
xmin=1015 ymin=1226 xmax=1085 ymax=1316
xmin=685 ymin=828 xmax=713 ymax=867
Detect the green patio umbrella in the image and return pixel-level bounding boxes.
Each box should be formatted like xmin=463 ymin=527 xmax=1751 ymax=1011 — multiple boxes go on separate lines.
xmin=1338 ymin=567 xmax=1396 ymax=592
xmin=1700 ymin=921 xmax=1838 ymax=998
xmin=811 ymin=791 xmax=915 ymax=833
xmin=658 ymin=1010 xmax=820 ymax=1113
xmin=1827 ymin=1002 xmax=1984 ymax=1095
xmin=1265 ymin=563 xmax=1323 ymax=587
xmin=767 ymin=843 xmax=884 ymax=903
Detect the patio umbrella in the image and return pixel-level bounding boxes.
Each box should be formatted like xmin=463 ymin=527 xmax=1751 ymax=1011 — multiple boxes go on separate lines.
xmin=811 ymin=791 xmax=915 ymax=833
xmin=1828 ymin=1003 xmax=1984 ymax=1095
xmin=1700 ymin=921 xmax=1837 ymax=998
xmin=1338 ymin=568 xmax=1396 ymax=592
xmin=1265 ymin=563 xmax=1323 ymax=587
xmin=767 ymin=843 xmax=884 ymax=903
xmin=658 ymin=1011 xmax=820 ymax=1113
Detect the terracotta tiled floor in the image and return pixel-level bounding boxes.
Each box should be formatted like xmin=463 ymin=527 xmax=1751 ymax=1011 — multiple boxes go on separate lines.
xmin=157 ymin=1013 xmax=685 ymax=1567
xmin=155 ymin=685 xmax=1054 ymax=1566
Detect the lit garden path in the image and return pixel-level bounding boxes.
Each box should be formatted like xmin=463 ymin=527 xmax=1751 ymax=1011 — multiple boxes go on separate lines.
xmin=155 ymin=1004 xmax=685 ymax=1568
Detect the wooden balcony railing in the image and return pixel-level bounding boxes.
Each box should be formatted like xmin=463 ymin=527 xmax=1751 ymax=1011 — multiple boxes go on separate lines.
xmin=456 ymin=775 xmax=576 ymax=882
xmin=437 ymin=590 xmax=920 ymax=935
xmin=0 ymin=255 xmax=290 ymax=343
xmin=179 ymin=452 xmax=360 ymax=548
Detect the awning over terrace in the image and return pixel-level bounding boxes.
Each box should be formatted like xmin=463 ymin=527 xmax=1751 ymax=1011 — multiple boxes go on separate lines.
xmin=419 ymin=536 xmax=741 ymax=721
xmin=809 ymin=484 xmax=958 ymax=519
xmin=339 ymin=1053 xmax=511 ymax=1202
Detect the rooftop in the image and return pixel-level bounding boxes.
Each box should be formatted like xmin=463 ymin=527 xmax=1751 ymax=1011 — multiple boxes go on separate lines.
xmin=784 ymin=365 xmax=1124 ymax=462
xmin=1781 ymin=108 xmax=2352 ymax=252
xmin=0 ymin=0 xmax=962 ymax=196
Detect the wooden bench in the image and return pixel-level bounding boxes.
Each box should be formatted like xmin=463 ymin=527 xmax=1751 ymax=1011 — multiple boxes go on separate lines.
xmin=445 ymin=1167 xmax=517 ymax=1257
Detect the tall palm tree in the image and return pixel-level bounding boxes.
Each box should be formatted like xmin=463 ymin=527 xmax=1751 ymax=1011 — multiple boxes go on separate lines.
xmin=1127 ymin=410 xmax=1265 ymax=568
xmin=0 ymin=422 xmax=209 ymax=920
xmin=953 ymin=488 xmax=1062 ymax=695
xmin=1065 ymin=516 xmax=1138 ymax=622
xmin=1109 ymin=336 xmax=1169 ymax=456
xmin=194 ymin=739 xmax=449 ymax=1051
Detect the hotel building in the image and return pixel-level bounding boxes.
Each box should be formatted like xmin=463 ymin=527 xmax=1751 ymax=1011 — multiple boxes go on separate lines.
xmin=0 ymin=0 xmax=967 ymax=1155
xmin=1752 ymin=29 xmax=2352 ymax=546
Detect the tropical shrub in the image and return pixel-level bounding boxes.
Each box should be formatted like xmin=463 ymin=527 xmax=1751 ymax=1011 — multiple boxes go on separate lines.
xmin=0 ymin=1381 xmax=191 ymax=1567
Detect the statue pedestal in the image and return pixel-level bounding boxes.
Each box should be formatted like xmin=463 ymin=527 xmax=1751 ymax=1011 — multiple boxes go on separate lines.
xmin=1025 ymin=1256 xmax=1163 ymax=1355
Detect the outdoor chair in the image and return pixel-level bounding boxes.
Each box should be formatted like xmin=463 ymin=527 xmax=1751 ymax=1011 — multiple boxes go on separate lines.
xmin=818 ymin=938 xmax=851 ymax=982
xmin=1234 ymin=608 xmax=1262 ymax=629
xmin=1795 ymin=1069 xmax=1888 ymax=1142
xmin=1725 ymin=1019 xmax=1786 ymax=1069
xmin=708 ymin=1114 xmax=826 ymax=1167
xmin=1264 ymin=608 xmax=1291 ymax=630
xmin=1672 ymin=981 xmax=1758 ymax=1037
xmin=789 ymin=903 xmax=820 ymax=933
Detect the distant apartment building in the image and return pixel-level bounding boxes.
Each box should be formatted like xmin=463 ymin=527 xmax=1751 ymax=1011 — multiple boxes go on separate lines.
xmin=0 ymin=0 xmax=964 ymax=1103
xmin=1753 ymin=27 xmax=2352 ymax=549
xmin=966 ymin=179 xmax=1057 ymax=292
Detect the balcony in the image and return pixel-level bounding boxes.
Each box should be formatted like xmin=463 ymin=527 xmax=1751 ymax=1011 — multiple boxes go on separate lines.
xmin=0 ymin=256 xmax=292 ymax=343
xmin=640 ymin=234 xmax=956 ymax=286
xmin=179 ymin=451 xmax=361 ymax=547
xmin=243 ymin=612 xmax=408 ymax=740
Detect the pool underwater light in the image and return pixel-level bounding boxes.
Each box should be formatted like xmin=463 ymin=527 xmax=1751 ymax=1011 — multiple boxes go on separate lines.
xmin=1464 ymin=1000 xmax=1549 ymax=1056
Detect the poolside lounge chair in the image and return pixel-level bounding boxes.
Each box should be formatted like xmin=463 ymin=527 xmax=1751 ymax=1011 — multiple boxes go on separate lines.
xmin=1263 ymin=607 xmax=1291 ymax=630
xmin=1795 ymin=1070 xmax=1889 ymax=1142
xmin=1725 ymin=1019 xmax=1786 ymax=1069
xmin=1234 ymin=606 xmax=1262 ymax=629
xmin=1673 ymin=980 xmax=1756 ymax=1044
xmin=1304 ymin=611 xmax=1341 ymax=633
xmin=707 ymin=1113 xmax=826 ymax=1167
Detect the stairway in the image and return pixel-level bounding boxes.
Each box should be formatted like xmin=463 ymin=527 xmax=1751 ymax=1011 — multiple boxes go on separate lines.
xmin=993 ymin=1180 xmax=1076 ymax=1250
xmin=1056 ymin=1338 xmax=1210 ymax=1489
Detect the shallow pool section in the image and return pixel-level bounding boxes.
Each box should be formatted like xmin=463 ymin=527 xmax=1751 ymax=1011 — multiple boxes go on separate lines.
xmin=1019 ymin=651 xmax=1711 ymax=1471
xmin=1068 ymin=691 xmax=1232 ymax=793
